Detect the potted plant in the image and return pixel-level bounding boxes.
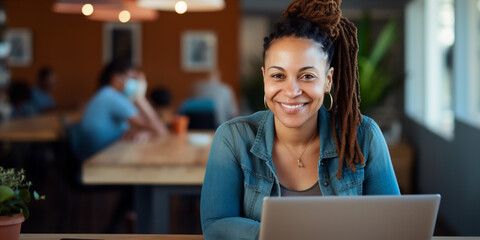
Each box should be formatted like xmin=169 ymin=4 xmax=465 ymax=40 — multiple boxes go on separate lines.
xmin=0 ymin=167 xmax=45 ymax=240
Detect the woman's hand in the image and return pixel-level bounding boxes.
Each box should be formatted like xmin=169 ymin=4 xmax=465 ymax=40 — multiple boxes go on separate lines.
xmin=123 ymin=128 xmax=154 ymax=143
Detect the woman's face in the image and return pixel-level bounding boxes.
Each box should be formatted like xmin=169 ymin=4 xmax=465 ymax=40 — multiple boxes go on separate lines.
xmin=262 ymin=36 xmax=333 ymax=129
xmin=113 ymin=68 xmax=137 ymax=89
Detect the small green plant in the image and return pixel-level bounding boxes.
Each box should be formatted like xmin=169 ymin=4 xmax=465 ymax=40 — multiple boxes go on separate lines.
xmin=0 ymin=167 xmax=45 ymax=219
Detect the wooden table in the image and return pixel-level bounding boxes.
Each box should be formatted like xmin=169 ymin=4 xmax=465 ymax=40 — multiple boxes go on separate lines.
xmin=20 ymin=234 xmax=204 ymax=240
xmin=82 ymin=131 xmax=213 ymax=234
xmin=0 ymin=110 xmax=81 ymax=142
xmin=0 ymin=114 xmax=63 ymax=142
xmin=19 ymin=234 xmax=480 ymax=240
xmin=82 ymin=132 xmax=211 ymax=185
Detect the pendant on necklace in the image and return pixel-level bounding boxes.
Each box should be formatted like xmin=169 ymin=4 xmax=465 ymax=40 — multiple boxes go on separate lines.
xmin=297 ymin=159 xmax=304 ymax=168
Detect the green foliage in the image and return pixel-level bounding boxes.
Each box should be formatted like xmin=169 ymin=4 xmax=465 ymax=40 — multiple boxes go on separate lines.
xmin=0 ymin=167 xmax=45 ymax=219
xmin=0 ymin=167 xmax=31 ymax=190
xmin=357 ymin=13 xmax=401 ymax=113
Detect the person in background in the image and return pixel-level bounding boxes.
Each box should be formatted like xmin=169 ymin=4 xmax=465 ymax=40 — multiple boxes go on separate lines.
xmin=149 ymin=87 xmax=174 ymax=127
xmin=192 ymin=69 xmax=239 ymax=126
xmin=77 ymin=60 xmax=167 ymax=159
xmin=0 ymin=87 xmax=12 ymax=121
xmin=31 ymin=67 xmax=56 ymax=112
xmin=200 ymin=0 xmax=400 ymax=239
xmin=8 ymin=80 xmax=37 ymax=118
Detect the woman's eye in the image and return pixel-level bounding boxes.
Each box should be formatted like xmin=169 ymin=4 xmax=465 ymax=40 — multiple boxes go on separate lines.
xmin=301 ymin=74 xmax=315 ymax=80
xmin=271 ymin=74 xmax=284 ymax=79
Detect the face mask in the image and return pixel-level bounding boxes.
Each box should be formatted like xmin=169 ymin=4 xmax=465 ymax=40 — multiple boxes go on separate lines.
xmin=123 ymin=78 xmax=139 ymax=99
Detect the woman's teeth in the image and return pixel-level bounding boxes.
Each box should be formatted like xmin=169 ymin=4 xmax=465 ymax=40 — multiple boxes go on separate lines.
xmin=281 ymin=103 xmax=305 ymax=109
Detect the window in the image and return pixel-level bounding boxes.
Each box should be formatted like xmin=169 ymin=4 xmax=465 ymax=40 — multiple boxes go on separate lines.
xmin=405 ymin=0 xmax=425 ymax=123
xmin=469 ymin=0 xmax=480 ymax=126
xmin=103 ymin=22 xmax=141 ymax=66
xmin=405 ymin=0 xmax=455 ymax=139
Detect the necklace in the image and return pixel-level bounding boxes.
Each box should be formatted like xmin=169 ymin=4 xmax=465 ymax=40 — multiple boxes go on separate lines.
xmin=278 ymin=131 xmax=317 ymax=168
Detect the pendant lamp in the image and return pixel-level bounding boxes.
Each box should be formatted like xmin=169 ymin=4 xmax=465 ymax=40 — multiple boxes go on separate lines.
xmin=52 ymin=0 xmax=120 ymax=14
xmin=52 ymin=0 xmax=158 ymax=22
xmin=138 ymin=0 xmax=225 ymax=12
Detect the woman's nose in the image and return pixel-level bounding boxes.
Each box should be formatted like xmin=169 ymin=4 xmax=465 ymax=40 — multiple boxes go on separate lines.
xmin=283 ymin=79 xmax=302 ymax=97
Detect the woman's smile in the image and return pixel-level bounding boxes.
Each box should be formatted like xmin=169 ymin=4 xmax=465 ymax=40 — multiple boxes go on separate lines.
xmin=278 ymin=101 xmax=309 ymax=113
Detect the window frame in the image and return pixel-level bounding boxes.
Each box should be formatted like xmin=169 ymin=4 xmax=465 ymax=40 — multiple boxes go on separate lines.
xmin=455 ymin=0 xmax=480 ymax=129
xmin=405 ymin=0 xmax=455 ymax=140
xmin=405 ymin=0 xmax=425 ymax=124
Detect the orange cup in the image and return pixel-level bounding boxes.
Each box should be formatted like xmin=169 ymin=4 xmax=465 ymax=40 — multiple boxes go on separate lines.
xmin=172 ymin=115 xmax=189 ymax=135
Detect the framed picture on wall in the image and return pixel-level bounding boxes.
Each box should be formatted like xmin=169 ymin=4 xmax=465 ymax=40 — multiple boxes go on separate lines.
xmin=103 ymin=22 xmax=141 ymax=66
xmin=181 ymin=31 xmax=217 ymax=72
xmin=5 ymin=28 xmax=33 ymax=67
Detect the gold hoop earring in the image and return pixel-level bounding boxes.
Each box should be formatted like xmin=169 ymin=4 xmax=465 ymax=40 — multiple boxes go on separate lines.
xmin=323 ymin=92 xmax=333 ymax=111
xmin=264 ymin=95 xmax=269 ymax=110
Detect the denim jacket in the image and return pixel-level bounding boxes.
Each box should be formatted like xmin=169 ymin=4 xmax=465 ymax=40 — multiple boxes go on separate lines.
xmin=200 ymin=109 xmax=400 ymax=240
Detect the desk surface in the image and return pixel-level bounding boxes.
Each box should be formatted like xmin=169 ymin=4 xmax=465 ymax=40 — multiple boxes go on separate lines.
xmin=0 ymin=114 xmax=62 ymax=142
xmin=82 ymin=131 xmax=213 ymax=185
xmin=19 ymin=234 xmax=480 ymax=240
xmin=20 ymin=234 xmax=204 ymax=240
xmin=0 ymin=110 xmax=81 ymax=142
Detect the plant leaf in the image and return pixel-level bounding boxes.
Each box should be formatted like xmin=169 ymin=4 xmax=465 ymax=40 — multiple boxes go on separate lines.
xmin=369 ymin=18 xmax=398 ymax=69
xmin=17 ymin=201 xmax=29 ymax=219
xmin=0 ymin=185 xmax=14 ymax=203
xmin=18 ymin=189 xmax=31 ymax=203
xmin=357 ymin=12 xmax=372 ymax=59
xmin=33 ymin=191 xmax=45 ymax=200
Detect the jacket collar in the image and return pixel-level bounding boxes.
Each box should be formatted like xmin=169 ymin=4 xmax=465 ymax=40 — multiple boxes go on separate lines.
xmin=250 ymin=111 xmax=275 ymax=161
xmin=250 ymin=109 xmax=338 ymax=162
xmin=317 ymin=108 xmax=339 ymax=159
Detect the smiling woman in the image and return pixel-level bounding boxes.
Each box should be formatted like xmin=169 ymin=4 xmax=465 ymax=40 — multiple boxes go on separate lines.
xmin=200 ymin=0 xmax=400 ymax=239
xmin=262 ymin=37 xmax=332 ymax=130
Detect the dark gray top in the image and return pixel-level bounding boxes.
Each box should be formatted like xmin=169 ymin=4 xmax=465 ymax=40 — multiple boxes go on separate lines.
xmin=280 ymin=181 xmax=323 ymax=197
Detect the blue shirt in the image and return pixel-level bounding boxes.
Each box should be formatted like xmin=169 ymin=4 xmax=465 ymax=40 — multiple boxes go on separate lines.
xmin=78 ymin=86 xmax=137 ymax=158
xmin=31 ymin=87 xmax=55 ymax=111
xmin=200 ymin=109 xmax=400 ymax=240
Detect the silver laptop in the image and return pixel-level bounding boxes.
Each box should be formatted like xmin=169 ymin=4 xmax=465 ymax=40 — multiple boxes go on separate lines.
xmin=259 ymin=194 xmax=441 ymax=240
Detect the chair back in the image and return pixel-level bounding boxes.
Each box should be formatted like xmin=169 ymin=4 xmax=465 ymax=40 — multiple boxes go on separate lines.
xmin=179 ymin=98 xmax=216 ymax=130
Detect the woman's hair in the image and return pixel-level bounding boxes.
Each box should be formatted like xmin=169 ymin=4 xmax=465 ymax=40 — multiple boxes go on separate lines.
xmin=263 ymin=0 xmax=364 ymax=179
xmin=98 ymin=59 xmax=133 ymax=88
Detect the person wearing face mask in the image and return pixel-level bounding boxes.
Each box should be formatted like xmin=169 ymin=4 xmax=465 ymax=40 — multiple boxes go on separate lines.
xmin=76 ymin=60 xmax=167 ymax=159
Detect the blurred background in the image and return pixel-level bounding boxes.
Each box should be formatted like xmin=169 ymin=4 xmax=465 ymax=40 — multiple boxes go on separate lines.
xmin=0 ymin=0 xmax=479 ymax=236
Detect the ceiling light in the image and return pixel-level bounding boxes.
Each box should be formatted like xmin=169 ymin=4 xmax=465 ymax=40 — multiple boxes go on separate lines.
xmin=175 ymin=1 xmax=187 ymax=14
xmin=118 ymin=10 xmax=131 ymax=22
xmin=53 ymin=0 xmax=119 ymax=14
xmin=81 ymin=3 xmax=94 ymax=16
